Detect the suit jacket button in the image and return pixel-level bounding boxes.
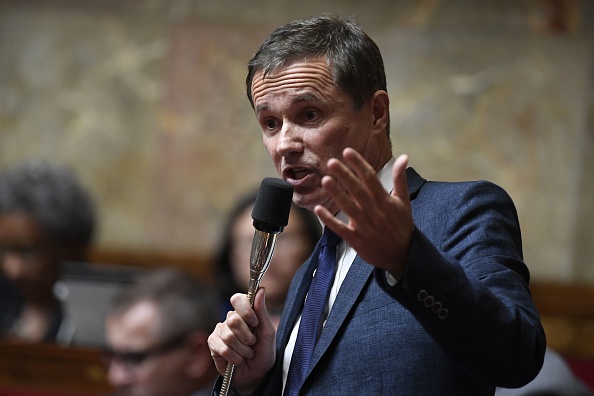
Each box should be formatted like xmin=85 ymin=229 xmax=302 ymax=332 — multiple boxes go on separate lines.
xmin=431 ymin=301 xmax=442 ymax=313
xmin=438 ymin=308 xmax=449 ymax=319
xmin=423 ymin=295 xmax=435 ymax=308
xmin=417 ymin=289 xmax=428 ymax=302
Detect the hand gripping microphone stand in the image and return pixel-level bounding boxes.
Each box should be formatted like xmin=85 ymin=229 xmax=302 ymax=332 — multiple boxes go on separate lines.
xmin=220 ymin=177 xmax=294 ymax=396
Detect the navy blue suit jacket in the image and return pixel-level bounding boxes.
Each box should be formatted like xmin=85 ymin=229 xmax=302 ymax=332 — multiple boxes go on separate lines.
xmin=219 ymin=168 xmax=546 ymax=395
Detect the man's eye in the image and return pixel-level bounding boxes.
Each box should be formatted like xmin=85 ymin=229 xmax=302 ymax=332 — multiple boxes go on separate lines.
xmin=265 ymin=119 xmax=278 ymax=129
xmin=303 ymin=110 xmax=317 ymax=121
xmin=122 ymin=352 xmax=149 ymax=365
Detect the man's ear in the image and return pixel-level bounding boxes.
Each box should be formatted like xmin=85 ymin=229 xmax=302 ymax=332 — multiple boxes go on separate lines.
xmin=185 ymin=331 xmax=214 ymax=380
xmin=371 ymin=90 xmax=390 ymax=135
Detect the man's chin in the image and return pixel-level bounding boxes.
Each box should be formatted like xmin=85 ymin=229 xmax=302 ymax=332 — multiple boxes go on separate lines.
xmin=113 ymin=388 xmax=136 ymax=396
xmin=292 ymin=191 xmax=330 ymax=213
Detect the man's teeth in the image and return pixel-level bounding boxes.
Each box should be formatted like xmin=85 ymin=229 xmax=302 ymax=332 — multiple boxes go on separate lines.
xmin=292 ymin=169 xmax=309 ymax=179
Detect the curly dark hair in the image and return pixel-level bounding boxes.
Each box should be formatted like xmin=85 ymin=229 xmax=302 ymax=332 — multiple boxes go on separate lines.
xmin=0 ymin=159 xmax=96 ymax=255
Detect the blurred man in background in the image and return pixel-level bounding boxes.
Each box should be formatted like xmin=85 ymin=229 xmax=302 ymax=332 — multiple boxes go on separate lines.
xmin=104 ymin=267 xmax=220 ymax=396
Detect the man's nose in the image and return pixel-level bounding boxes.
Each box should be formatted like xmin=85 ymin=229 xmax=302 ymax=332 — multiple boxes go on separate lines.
xmin=1 ymin=252 xmax=27 ymax=280
xmin=276 ymin=122 xmax=303 ymax=157
xmin=107 ymin=361 xmax=135 ymax=387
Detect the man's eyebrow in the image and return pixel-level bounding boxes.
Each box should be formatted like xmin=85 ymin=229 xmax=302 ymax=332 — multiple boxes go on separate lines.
xmin=255 ymin=103 xmax=268 ymax=114
xmin=295 ymin=93 xmax=321 ymax=104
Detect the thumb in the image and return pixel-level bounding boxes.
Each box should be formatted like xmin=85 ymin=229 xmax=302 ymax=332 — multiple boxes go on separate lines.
xmin=253 ymin=287 xmax=274 ymax=333
xmin=392 ymin=154 xmax=410 ymax=203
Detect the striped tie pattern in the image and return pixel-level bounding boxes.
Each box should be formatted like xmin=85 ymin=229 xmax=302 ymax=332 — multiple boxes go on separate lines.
xmin=284 ymin=227 xmax=341 ymax=396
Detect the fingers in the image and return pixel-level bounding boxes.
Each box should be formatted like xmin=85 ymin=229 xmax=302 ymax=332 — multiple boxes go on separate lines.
xmin=208 ymin=317 xmax=256 ymax=369
xmin=207 ymin=293 xmax=258 ymax=369
xmin=315 ymin=148 xmax=401 ymax=234
xmin=314 ymin=149 xmax=413 ymax=261
xmin=323 ymin=148 xmax=409 ymax=207
xmin=328 ymin=148 xmax=387 ymax=207
xmin=207 ymin=288 xmax=276 ymax=376
xmin=342 ymin=148 xmax=388 ymax=200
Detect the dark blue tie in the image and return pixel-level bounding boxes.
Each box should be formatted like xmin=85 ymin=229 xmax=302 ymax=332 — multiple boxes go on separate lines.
xmin=284 ymin=227 xmax=342 ymax=396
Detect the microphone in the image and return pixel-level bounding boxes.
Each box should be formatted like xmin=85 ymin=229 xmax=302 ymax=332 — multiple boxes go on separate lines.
xmin=220 ymin=177 xmax=294 ymax=396
xmin=246 ymin=177 xmax=294 ymax=302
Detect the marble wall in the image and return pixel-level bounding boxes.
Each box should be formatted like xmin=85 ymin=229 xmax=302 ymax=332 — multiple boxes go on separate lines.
xmin=0 ymin=0 xmax=592 ymax=282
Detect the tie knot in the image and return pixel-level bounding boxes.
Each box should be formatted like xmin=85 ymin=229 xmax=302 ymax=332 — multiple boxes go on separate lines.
xmin=321 ymin=227 xmax=342 ymax=247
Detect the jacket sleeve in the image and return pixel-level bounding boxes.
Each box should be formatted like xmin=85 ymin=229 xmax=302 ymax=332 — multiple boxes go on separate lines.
xmin=375 ymin=180 xmax=546 ymax=388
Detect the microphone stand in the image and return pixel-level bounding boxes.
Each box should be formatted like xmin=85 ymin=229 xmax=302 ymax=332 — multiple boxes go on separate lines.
xmin=219 ymin=229 xmax=279 ymax=396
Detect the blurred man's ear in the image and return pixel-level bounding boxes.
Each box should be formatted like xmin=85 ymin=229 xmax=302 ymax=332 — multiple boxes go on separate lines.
xmin=185 ymin=331 xmax=218 ymax=384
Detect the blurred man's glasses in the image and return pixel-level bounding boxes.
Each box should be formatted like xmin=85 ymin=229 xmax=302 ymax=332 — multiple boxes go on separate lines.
xmin=103 ymin=332 xmax=188 ymax=370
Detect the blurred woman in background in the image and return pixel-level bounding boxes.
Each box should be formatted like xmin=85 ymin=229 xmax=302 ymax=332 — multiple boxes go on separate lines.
xmin=0 ymin=159 xmax=96 ymax=344
xmin=213 ymin=190 xmax=320 ymax=328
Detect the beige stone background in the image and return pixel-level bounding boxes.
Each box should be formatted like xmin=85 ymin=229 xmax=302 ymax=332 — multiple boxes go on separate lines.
xmin=0 ymin=0 xmax=592 ymax=284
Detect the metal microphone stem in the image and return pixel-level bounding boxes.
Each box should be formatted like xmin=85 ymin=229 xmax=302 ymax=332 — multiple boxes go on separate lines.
xmin=220 ymin=230 xmax=278 ymax=396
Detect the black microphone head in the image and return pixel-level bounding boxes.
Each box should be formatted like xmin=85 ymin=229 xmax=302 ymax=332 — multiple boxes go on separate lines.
xmin=252 ymin=177 xmax=294 ymax=233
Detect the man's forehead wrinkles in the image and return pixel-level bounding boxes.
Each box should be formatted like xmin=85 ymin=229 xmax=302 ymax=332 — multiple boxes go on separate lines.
xmin=264 ymin=61 xmax=331 ymax=78
xmin=252 ymin=73 xmax=333 ymax=94
xmin=253 ymin=83 xmax=326 ymax=113
xmin=258 ymin=69 xmax=334 ymax=84
xmin=251 ymin=60 xmax=334 ymax=107
xmin=252 ymin=61 xmax=334 ymax=88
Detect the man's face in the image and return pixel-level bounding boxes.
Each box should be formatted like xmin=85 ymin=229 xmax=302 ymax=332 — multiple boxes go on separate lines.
xmin=104 ymin=301 xmax=194 ymax=396
xmin=251 ymin=57 xmax=376 ymax=213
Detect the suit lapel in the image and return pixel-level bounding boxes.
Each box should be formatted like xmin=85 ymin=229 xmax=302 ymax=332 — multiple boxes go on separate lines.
xmin=406 ymin=167 xmax=426 ymax=199
xmin=276 ymin=249 xmax=320 ymax=346
xmin=307 ymin=255 xmax=374 ymax=375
